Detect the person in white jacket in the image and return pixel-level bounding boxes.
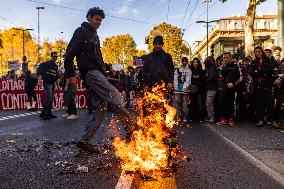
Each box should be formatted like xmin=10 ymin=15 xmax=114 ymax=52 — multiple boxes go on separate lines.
xmin=173 ymin=57 xmax=192 ymax=123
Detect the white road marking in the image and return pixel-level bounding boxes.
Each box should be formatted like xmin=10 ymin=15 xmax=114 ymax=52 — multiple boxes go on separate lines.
xmin=115 ymin=170 xmax=134 ymax=189
xmin=0 ymin=110 xmax=60 ymax=121
xmin=206 ymin=124 xmax=284 ymax=187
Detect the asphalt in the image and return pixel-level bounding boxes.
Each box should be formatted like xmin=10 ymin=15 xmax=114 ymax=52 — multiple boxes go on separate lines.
xmin=0 ymin=109 xmax=283 ymax=189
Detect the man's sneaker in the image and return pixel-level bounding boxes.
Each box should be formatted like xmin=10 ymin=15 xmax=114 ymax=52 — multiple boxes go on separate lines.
xmin=205 ymin=118 xmax=214 ymax=123
xmin=66 ymin=114 xmax=78 ymax=120
xmin=228 ymin=118 xmax=235 ymax=127
xmin=266 ymin=121 xmax=272 ymax=126
xmin=217 ymin=118 xmax=227 ymax=125
xmin=272 ymin=121 xmax=280 ymax=129
xmin=76 ymin=141 xmax=99 ymax=153
xmin=62 ymin=113 xmax=69 ymax=118
xmin=39 ymin=112 xmax=45 ymax=118
xmin=49 ymin=114 xmax=57 ymax=119
xmin=183 ymin=119 xmax=187 ymax=123
xmin=257 ymin=121 xmax=265 ymax=127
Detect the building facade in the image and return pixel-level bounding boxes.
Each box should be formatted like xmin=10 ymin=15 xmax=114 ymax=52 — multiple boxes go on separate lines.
xmin=192 ymin=15 xmax=278 ymax=60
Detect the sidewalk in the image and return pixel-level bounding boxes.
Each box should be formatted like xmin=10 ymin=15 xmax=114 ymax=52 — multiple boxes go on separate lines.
xmin=205 ymin=121 xmax=284 ymax=178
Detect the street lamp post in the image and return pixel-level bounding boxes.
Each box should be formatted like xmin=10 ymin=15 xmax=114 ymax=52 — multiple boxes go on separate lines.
xmin=196 ymin=19 xmax=219 ymax=57
xmin=13 ymin=28 xmax=34 ymax=71
xmin=36 ymin=7 xmax=45 ymax=63
xmin=182 ymin=40 xmax=192 ymax=60
xmin=12 ymin=34 xmax=16 ymax=61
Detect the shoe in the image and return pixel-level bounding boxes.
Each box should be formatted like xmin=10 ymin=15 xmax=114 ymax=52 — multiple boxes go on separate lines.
xmin=62 ymin=113 xmax=69 ymax=118
xmin=257 ymin=121 xmax=265 ymax=127
xmin=217 ymin=118 xmax=227 ymax=125
xmin=205 ymin=118 xmax=214 ymax=123
xmin=42 ymin=115 xmax=52 ymax=120
xmin=183 ymin=119 xmax=187 ymax=123
xmin=266 ymin=121 xmax=272 ymax=126
xmin=49 ymin=114 xmax=57 ymax=119
xmin=272 ymin=121 xmax=280 ymax=129
xmin=39 ymin=112 xmax=45 ymax=118
xmin=228 ymin=118 xmax=235 ymax=127
xmin=199 ymin=120 xmax=204 ymax=123
xmin=76 ymin=141 xmax=99 ymax=153
xmin=66 ymin=114 xmax=78 ymax=120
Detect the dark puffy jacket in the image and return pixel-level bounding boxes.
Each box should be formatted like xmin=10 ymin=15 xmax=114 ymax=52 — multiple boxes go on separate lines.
xmin=25 ymin=75 xmax=37 ymax=91
xmin=221 ymin=63 xmax=240 ymax=90
xmin=191 ymin=68 xmax=205 ymax=92
xmin=64 ymin=22 xmax=106 ymax=79
xmin=249 ymin=57 xmax=274 ymax=89
xmin=204 ymin=66 xmax=218 ymax=90
xmin=37 ymin=60 xmax=58 ymax=85
xmin=143 ymin=49 xmax=174 ymax=87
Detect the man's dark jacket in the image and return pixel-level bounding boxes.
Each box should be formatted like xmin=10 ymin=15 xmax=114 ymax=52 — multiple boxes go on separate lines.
xmin=250 ymin=57 xmax=274 ymax=89
xmin=64 ymin=22 xmax=106 ymax=79
xmin=143 ymin=49 xmax=174 ymax=87
xmin=37 ymin=60 xmax=58 ymax=85
xmin=221 ymin=62 xmax=240 ymax=90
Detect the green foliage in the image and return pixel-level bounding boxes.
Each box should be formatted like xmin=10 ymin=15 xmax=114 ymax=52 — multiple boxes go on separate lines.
xmin=146 ymin=22 xmax=189 ymax=65
xmin=101 ymin=34 xmax=137 ymax=66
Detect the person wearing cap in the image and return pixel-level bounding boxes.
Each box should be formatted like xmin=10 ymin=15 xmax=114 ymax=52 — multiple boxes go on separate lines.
xmin=143 ymin=35 xmax=174 ymax=91
xmin=64 ymin=7 xmax=135 ymax=153
xmin=37 ymin=52 xmax=59 ymax=120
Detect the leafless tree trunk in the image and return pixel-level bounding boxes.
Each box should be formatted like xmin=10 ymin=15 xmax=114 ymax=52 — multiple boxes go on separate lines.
xmin=245 ymin=0 xmax=256 ymax=57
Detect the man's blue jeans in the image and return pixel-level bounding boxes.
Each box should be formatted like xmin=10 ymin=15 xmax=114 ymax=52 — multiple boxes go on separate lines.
xmin=42 ymin=84 xmax=54 ymax=115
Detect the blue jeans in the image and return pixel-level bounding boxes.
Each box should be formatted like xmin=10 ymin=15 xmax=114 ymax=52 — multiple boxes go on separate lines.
xmin=42 ymin=84 xmax=54 ymax=115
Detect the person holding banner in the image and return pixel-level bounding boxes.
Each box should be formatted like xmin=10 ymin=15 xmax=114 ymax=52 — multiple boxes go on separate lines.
xmin=37 ymin=52 xmax=59 ymax=120
xmin=64 ymin=7 xmax=135 ymax=153
xmin=25 ymin=70 xmax=38 ymax=111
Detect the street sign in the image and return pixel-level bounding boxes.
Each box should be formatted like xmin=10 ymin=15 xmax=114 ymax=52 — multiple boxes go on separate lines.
xmin=133 ymin=56 xmax=143 ymax=67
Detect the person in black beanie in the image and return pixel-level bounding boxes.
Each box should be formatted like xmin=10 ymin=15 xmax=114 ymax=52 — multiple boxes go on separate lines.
xmin=143 ymin=35 xmax=174 ymax=90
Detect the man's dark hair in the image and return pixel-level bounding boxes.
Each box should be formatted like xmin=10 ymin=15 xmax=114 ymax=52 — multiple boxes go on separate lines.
xmin=232 ymin=54 xmax=239 ymax=60
xmin=223 ymin=52 xmax=231 ymax=57
xmin=264 ymin=49 xmax=272 ymax=53
xmin=181 ymin=57 xmax=189 ymax=63
xmin=274 ymin=46 xmax=282 ymax=52
xmin=86 ymin=7 xmax=105 ymax=19
xmin=51 ymin=52 xmax=58 ymax=56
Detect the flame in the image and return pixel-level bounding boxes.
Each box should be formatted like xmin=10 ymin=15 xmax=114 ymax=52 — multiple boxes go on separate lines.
xmin=113 ymin=84 xmax=177 ymax=174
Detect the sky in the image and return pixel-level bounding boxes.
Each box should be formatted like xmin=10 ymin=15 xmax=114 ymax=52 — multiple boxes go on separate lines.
xmin=0 ymin=0 xmax=278 ymax=51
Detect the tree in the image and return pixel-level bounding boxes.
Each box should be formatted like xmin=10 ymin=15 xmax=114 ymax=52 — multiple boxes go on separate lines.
xmin=136 ymin=50 xmax=147 ymax=57
xmin=0 ymin=28 xmax=37 ymax=74
xmin=146 ymin=22 xmax=189 ymax=66
xmin=220 ymin=0 xmax=266 ymax=56
xmin=101 ymin=34 xmax=137 ymax=66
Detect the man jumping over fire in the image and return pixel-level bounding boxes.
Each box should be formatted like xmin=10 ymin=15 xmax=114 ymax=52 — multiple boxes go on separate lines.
xmin=64 ymin=7 xmax=135 ymax=153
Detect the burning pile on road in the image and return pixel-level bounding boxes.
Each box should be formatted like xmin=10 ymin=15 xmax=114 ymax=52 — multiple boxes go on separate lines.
xmin=113 ymin=84 xmax=179 ymax=174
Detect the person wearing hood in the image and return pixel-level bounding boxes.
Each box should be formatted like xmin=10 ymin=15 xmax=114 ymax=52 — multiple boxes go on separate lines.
xmin=204 ymin=57 xmax=218 ymax=123
xmin=143 ymin=35 xmax=174 ymax=90
xmin=64 ymin=7 xmax=135 ymax=153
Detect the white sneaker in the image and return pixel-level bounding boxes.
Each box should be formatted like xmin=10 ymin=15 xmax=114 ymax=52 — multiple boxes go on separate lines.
xmin=66 ymin=114 xmax=78 ymax=120
xmin=62 ymin=113 xmax=69 ymax=118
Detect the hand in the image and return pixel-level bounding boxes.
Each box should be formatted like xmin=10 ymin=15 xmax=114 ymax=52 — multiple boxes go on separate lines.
xmin=37 ymin=80 xmax=42 ymax=86
xmin=64 ymin=86 xmax=68 ymax=92
xmin=167 ymin=83 xmax=173 ymax=91
xmin=227 ymin=83 xmax=234 ymax=88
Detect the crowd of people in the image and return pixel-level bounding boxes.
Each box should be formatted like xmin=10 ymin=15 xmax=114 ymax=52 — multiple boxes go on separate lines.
xmin=0 ymin=7 xmax=283 ymax=153
xmin=171 ymin=46 xmax=284 ymax=128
